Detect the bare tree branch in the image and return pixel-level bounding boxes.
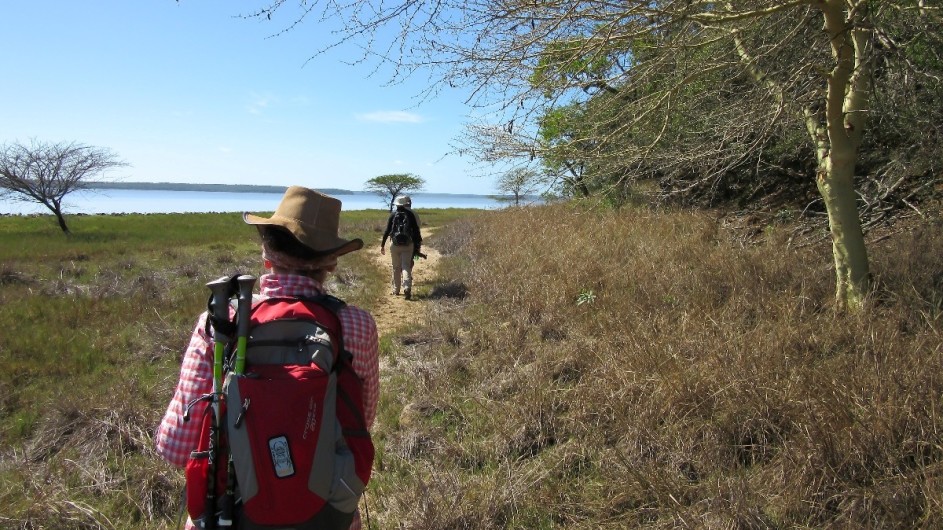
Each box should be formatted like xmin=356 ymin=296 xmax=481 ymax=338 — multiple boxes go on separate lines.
xmin=0 ymin=140 xmax=127 ymax=233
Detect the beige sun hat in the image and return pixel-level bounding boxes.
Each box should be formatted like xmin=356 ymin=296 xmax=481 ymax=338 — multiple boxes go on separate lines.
xmin=243 ymin=186 xmax=363 ymax=257
xmin=394 ymin=195 xmax=411 ymax=207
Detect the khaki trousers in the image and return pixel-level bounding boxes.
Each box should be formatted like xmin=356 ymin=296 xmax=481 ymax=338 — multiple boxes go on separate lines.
xmin=390 ymin=243 xmax=414 ymax=294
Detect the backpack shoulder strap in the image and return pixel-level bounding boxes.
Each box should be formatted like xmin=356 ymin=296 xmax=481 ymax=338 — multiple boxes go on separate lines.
xmin=405 ymin=209 xmax=421 ymax=240
xmin=309 ymin=293 xmax=347 ymax=315
xmin=300 ymin=294 xmax=348 ymax=359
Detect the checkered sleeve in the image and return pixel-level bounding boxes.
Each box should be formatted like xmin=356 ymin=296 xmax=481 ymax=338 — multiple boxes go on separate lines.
xmin=155 ymin=312 xmax=214 ymax=468
xmin=339 ymin=305 xmax=380 ymax=428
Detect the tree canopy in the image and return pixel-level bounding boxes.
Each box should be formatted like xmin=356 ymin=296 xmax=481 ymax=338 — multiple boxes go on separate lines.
xmin=239 ymin=1 xmax=940 ymax=207
xmin=496 ymin=167 xmax=539 ymax=207
xmin=365 ymin=173 xmax=426 ymax=211
xmin=235 ymin=0 xmax=943 ymax=310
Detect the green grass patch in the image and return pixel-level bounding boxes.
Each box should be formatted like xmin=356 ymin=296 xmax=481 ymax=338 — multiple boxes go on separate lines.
xmin=0 ymin=209 xmax=407 ymax=528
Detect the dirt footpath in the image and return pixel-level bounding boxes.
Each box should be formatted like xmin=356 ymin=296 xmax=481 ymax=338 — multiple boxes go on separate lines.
xmin=367 ymin=228 xmax=441 ymax=336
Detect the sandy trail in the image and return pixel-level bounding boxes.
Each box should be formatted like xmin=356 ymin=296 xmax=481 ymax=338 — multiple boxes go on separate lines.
xmin=367 ymin=228 xmax=441 ymax=336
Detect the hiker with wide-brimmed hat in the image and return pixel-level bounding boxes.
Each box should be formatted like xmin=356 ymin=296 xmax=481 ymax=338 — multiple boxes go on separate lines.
xmin=156 ymin=186 xmax=380 ymax=530
xmin=380 ymin=194 xmax=422 ymax=299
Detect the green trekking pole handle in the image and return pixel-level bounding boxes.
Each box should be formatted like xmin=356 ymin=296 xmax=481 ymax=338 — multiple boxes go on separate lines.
xmin=233 ymin=274 xmax=257 ymax=375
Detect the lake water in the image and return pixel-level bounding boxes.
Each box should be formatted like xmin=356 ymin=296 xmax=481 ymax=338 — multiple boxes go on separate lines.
xmin=0 ymin=188 xmax=509 ymax=215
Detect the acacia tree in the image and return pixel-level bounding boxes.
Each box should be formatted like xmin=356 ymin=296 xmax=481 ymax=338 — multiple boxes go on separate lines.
xmin=236 ymin=1 xmax=941 ymax=311
xmin=496 ymin=167 xmax=539 ymax=206
xmin=365 ymin=173 xmax=426 ymax=211
xmin=0 ymin=140 xmax=127 ymax=234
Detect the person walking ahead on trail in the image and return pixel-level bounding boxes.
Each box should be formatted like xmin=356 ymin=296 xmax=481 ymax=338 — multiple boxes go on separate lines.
xmin=155 ymin=187 xmax=380 ymax=530
xmin=380 ymin=195 xmax=422 ymax=300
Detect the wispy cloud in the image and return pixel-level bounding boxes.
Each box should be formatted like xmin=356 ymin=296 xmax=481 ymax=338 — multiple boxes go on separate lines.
xmin=356 ymin=110 xmax=424 ymax=123
xmin=247 ymin=92 xmax=277 ymax=115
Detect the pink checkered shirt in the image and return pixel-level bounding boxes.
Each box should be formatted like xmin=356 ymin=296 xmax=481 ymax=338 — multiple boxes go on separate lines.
xmin=155 ymin=273 xmax=379 ymax=530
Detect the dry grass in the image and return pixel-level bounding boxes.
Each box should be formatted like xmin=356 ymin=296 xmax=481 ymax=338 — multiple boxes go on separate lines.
xmin=2 ymin=207 xmax=941 ymax=528
xmin=371 ymin=204 xmax=943 ymax=529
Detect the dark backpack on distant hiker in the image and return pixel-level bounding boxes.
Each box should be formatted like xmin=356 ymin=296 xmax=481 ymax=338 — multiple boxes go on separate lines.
xmin=185 ymin=294 xmax=374 ymax=530
xmin=390 ymin=209 xmax=414 ymax=246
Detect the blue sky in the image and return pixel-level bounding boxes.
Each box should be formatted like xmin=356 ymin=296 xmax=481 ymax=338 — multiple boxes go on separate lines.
xmin=1 ymin=1 xmax=495 ymax=194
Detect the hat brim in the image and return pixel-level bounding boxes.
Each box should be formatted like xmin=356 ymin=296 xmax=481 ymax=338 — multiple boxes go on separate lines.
xmin=243 ymin=212 xmax=364 ymax=258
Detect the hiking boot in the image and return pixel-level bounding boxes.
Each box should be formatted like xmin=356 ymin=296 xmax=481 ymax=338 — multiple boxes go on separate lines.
xmin=404 ymin=288 xmax=411 ymax=300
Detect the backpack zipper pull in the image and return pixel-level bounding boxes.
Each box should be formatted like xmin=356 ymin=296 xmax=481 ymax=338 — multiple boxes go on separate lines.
xmin=234 ymin=398 xmax=250 ymax=428
xmin=300 ymin=334 xmax=328 ymax=351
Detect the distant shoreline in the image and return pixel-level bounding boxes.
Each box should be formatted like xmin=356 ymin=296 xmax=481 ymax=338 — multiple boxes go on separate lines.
xmin=85 ymin=181 xmax=349 ymax=195
xmin=84 ymin=181 xmax=512 ymax=200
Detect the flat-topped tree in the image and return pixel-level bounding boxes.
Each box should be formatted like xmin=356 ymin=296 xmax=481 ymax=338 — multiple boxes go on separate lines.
xmin=365 ymin=173 xmax=426 ymax=211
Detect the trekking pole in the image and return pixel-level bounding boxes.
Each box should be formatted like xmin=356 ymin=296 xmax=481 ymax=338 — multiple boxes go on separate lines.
xmin=204 ymin=276 xmax=236 ymax=530
xmin=217 ymin=274 xmax=256 ymax=527
xmin=233 ymin=274 xmax=257 ymax=375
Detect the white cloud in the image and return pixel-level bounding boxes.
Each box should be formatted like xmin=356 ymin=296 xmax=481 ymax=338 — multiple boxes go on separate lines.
xmin=356 ymin=110 xmax=424 ymax=123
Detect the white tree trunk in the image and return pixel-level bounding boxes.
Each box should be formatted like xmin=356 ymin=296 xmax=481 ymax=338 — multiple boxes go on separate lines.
xmin=811 ymin=0 xmax=872 ymax=311
xmin=817 ymin=155 xmax=870 ymax=310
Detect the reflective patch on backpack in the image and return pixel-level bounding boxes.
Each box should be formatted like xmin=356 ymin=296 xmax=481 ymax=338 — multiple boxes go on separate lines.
xmin=269 ymin=435 xmax=296 ymax=478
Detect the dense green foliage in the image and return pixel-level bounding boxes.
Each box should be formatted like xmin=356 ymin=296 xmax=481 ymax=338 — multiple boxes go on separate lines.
xmin=520 ymin=3 xmax=943 ymax=219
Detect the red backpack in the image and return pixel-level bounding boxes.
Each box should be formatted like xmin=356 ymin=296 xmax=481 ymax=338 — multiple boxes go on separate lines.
xmin=184 ymin=295 xmax=374 ymax=529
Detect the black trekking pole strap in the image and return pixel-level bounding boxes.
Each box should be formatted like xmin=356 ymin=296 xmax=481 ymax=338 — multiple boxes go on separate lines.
xmin=362 ymin=489 xmax=372 ymax=530
xmin=203 ymin=275 xmax=239 ymax=530
xmin=177 ymin=485 xmax=188 ymax=529
xmin=205 ymin=297 xmax=237 ymax=338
